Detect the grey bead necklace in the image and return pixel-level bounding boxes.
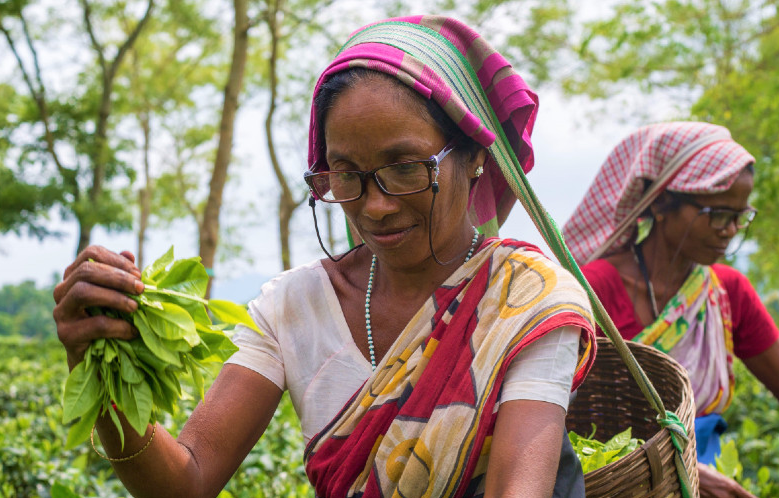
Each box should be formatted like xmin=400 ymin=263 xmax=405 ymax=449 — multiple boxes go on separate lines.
xmin=365 ymin=226 xmax=480 ymax=370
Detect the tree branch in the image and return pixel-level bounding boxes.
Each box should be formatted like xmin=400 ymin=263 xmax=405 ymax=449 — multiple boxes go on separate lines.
xmin=0 ymin=19 xmax=74 ymax=188
xmin=79 ymin=0 xmax=107 ymax=74
xmin=107 ymin=0 xmax=155 ymax=83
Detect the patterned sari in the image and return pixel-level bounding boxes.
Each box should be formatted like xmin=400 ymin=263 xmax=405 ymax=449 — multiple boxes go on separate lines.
xmin=633 ymin=265 xmax=735 ymax=417
xmin=304 ymin=239 xmax=595 ymax=498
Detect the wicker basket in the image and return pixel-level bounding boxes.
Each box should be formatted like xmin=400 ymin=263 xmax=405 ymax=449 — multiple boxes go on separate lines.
xmin=567 ymin=338 xmax=699 ymax=497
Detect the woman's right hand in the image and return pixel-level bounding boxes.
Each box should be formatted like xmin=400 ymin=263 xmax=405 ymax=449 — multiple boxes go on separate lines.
xmin=53 ymin=246 xmax=145 ymax=370
xmin=698 ymin=462 xmax=757 ymax=498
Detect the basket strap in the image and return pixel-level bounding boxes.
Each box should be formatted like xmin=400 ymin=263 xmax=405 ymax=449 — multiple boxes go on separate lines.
xmin=658 ymin=411 xmax=693 ymax=498
xmin=493 ymin=140 xmax=694 ymax=496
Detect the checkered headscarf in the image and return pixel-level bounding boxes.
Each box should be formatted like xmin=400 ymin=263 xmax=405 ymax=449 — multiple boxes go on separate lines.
xmin=563 ymin=122 xmax=755 ymax=264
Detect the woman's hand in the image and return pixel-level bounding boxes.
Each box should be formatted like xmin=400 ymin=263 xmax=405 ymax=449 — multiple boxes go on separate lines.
xmin=698 ymin=462 xmax=757 ymax=498
xmin=53 ymin=246 xmax=145 ymax=370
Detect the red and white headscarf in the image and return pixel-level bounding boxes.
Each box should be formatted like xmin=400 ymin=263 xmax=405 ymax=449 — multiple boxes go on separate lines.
xmin=563 ymin=122 xmax=755 ymax=264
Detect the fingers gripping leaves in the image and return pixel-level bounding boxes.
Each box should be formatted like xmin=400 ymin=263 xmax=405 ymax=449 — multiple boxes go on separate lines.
xmin=62 ymin=246 xmax=261 ymax=450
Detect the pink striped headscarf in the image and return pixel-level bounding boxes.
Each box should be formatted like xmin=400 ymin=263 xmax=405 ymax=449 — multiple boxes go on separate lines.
xmin=307 ymin=15 xmax=538 ymax=237
xmin=563 ymin=122 xmax=755 ymax=264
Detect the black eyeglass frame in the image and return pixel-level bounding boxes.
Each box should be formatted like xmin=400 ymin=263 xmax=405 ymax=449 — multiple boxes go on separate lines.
xmin=672 ymin=193 xmax=758 ymax=230
xmin=303 ymin=141 xmax=457 ymax=203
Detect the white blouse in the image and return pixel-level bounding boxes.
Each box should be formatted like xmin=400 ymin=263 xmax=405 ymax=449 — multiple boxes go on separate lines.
xmin=227 ymin=259 xmax=581 ymax=443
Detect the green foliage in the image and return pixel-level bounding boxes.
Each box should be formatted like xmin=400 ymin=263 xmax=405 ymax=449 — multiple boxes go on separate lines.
xmin=62 ymin=247 xmax=255 ymax=449
xmin=0 ymin=165 xmax=62 ymax=239
xmin=0 ymin=0 xmax=150 ymax=251
xmin=569 ymin=425 xmax=643 ymax=473
xmin=0 ymin=280 xmax=55 ymax=337
xmin=555 ymin=0 xmax=779 ymax=289
xmin=720 ymin=360 xmax=779 ymax=496
xmin=1 ymin=335 xmax=311 ymax=497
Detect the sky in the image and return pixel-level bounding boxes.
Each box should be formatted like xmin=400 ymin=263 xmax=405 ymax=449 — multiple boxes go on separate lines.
xmin=0 ymin=87 xmax=636 ymax=296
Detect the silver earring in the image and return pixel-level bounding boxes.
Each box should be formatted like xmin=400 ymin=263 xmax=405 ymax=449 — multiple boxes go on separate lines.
xmin=474 ymin=165 xmax=484 ymax=177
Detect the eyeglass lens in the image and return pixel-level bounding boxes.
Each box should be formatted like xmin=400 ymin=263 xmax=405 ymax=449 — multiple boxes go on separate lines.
xmin=708 ymin=209 xmax=756 ymax=230
xmin=311 ymin=162 xmax=431 ymax=202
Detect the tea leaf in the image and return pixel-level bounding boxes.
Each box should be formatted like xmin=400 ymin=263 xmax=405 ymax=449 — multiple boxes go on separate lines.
xmin=61 ymin=246 xmax=255 ymax=450
xmin=155 ymin=258 xmax=209 ymax=298
xmin=142 ymin=246 xmax=174 ymax=283
xmin=62 ymin=361 xmax=100 ymax=423
xmin=145 ymin=302 xmax=200 ymax=346
xmin=208 ymin=299 xmax=260 ymax=333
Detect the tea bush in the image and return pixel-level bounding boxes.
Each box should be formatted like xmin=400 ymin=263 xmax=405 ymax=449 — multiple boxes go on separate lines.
xmin=0 ymin=336 xmax=310 ymax=498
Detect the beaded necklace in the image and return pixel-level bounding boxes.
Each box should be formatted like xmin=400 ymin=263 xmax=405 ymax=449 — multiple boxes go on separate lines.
xmin=364 ymin=226 xmax=480 ymax=370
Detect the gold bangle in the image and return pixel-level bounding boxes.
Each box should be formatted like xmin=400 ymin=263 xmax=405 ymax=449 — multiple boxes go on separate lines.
xmin=91 ymin=423 xmax=156 ymax=462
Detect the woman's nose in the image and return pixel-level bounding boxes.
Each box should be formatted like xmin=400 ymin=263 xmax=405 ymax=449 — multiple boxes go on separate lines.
xmin=718 ymin=218 xmax=739 ymax=238
xmin=362 ymin=179 xmax=400 ymax=220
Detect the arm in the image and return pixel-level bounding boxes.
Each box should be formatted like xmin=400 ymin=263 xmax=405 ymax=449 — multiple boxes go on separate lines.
xmin=741 ymin=339 xmax=779 ymax=401
xmin=105 ymin=365 xmax=282 ymax=498
xmin=53 ymin=246 xmax=283 ymax=498
xmin=483 ymin=399 xmax=565 ymax=498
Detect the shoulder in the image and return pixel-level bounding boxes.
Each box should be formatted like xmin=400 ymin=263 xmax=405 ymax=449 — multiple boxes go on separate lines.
xmin=253 ymin=259 xmax=326 ymax=298
xmin=491 ymin=238 xmax=593 ymax=311
xmin=710 ymin=263 xmax=751 ymax=290
xmin=709 ymin=263 xmax=762 ymax=309
xmin=247 ymin=259 xmax=329 ymax=319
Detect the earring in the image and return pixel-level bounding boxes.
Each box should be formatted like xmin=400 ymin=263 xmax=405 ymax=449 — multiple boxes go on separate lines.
xmin=656 ymin=214 xmax=664 ymax=223
xmin=474 ymin=165 xmax=484 ymax=177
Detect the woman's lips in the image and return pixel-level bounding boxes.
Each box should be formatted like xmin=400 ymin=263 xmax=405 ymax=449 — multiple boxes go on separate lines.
xmin=367 ymin=227 xmax=413 ymax=247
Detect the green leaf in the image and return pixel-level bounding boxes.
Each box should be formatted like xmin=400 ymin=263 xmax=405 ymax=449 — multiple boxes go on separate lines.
xmin=119 ymin=349 xmax=145 ymax=384
xmin=64 ymin=401 xmax=100 ymax=450
xmin=715 ymin=439 xmax=742 ymax=480
xmin=134 ymin=309 xmax=182 ymax=366
xmin=603 ymin=427 xmax=632 ymax=453
xmin=145 ymin=302 xmax=200 ymax=346
xmin=142 ymin=245 xmax=174 ymax=283
xmin=208 ymin=299 xmax=261 ymax=333
xmin=107 ymin=401 xmax=125 ymax=450
xmin=122 ymin=381 xmax=153 ymax=438
xmin=51 ymin=483 xmax=81 ymax=498
xmin=757 ymin=466 xmax=770 ymax=485
xmin=62 ymin=360 xmax=101 ymax=423
xmin=104 ymin=340 xmax=118 ymax=364
xmin=155 ymin=257 xmax=208 ymax=298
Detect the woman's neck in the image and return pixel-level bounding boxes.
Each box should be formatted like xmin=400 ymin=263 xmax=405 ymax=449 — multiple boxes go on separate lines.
xmin=374 ymin=232 xmax=482 ymax=302
xmin=638 ymin=232 xmax=694 ymax=305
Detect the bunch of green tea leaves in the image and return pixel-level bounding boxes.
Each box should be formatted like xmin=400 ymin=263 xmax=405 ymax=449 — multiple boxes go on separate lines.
xmin=569 ymin=425 xmax=644 ymax=473
xmin=62 ymin=247 xmax=261 ymax=450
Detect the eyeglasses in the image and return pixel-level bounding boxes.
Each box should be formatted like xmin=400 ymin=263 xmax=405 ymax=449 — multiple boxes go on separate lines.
xmin=676 ymin=195 xmax=758 ymax=230
xmin=304 ymin=142 xmax=456 ymax=203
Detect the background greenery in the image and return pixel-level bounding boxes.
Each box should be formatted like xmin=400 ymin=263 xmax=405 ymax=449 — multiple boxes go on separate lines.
xmin=0 ymin=331 xmax=311 ymax=498
xmin=2 ymin=0 xmax=779 ymax=496
xmin=1 ymin=281 xmax=777 ymax=496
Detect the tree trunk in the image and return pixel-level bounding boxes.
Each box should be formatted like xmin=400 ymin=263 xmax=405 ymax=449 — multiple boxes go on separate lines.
xmin=76 ymin=220 xmax=94 ymax=255
xmin=137 ymin=111 xmax=151 ymax=269
xmin=200 ymin=0 xmax=249 ymax=297
xmin=264 ymin=0 xmax=303 ymax=271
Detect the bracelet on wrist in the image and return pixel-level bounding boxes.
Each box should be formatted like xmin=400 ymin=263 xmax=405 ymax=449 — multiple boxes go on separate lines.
xmin=91 ymin=423 xmax=156 ymax=462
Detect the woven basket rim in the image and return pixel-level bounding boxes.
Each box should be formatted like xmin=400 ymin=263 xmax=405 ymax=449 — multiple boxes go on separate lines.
xmin=570 ymin=338 xmax=699 ymax=496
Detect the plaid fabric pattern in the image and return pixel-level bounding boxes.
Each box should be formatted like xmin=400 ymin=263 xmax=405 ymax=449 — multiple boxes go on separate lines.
xmin=562 ymin=122 xmax=755 ymax=264
xmin=307 ymin=15 xmax=538 ymax=237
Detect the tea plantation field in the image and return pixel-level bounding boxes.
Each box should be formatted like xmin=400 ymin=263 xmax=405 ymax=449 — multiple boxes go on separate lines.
xmin=1 ymin=335 xmax=776 ymax=497
xmin=0 ymin=336 xmax=311 ymax=498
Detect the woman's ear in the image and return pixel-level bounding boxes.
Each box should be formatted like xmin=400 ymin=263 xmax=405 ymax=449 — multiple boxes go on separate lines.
xmin=650 ymin=191 xmax=674 ymax=220
xmin=470 ymin=148 xmax=489 ymax=178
